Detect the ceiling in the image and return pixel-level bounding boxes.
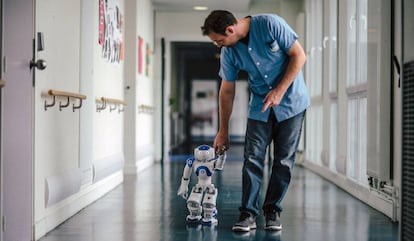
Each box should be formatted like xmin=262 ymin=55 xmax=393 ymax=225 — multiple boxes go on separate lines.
xmin=152 ymin=0 xmax=254 ymax=12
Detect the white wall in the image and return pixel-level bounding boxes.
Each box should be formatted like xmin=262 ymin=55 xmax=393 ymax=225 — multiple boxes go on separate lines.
xmin=124 ymin=0 xmax=155 ymax=173
xmin=34 ymin=0 xmax=128 ymax=238
xmin=33 ymin=0 xmax=156 ymax=237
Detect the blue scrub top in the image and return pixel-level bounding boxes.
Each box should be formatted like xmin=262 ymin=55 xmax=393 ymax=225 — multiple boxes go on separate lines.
xmin=219 ymin=14 xmax=310 ymax=122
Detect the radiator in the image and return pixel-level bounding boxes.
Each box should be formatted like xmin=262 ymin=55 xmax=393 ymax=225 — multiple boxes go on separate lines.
xmin=401 ymin=60 xmax=414 ymax=240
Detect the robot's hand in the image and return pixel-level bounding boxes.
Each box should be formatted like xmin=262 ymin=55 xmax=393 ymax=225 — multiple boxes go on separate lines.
xmin=177 ymin=179 xmax=189 ymax=199
xmin=215 ymin=152 xmax=226 ymax=171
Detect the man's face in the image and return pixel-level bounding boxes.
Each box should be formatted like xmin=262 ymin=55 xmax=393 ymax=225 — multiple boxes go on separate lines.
xmin=208 ymin=26 xmax=238 ymax=47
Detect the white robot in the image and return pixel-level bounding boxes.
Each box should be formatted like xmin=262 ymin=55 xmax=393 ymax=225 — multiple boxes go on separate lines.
xmin=177 ymin=144 xmax=226 ymax=225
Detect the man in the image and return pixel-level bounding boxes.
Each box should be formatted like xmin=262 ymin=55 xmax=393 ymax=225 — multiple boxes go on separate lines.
xmin=201 ymin=10 xmax=310 ymax=232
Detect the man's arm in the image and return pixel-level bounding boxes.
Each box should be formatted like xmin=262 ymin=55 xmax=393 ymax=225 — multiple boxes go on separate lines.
xmin=214 ymin=80 xmax=235 ymax=153
xmin=262 ymin=40 xmax=307 ymax=112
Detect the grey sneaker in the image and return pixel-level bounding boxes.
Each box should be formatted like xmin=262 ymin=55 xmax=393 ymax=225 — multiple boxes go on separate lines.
xmin=232 ymin=212 xmax=257 ymax=232
xmin=265 ymin=211 xmax=282 ymax=231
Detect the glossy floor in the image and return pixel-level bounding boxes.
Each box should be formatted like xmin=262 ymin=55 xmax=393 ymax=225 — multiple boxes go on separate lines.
xmin=39 ymin=160 xmax=399 ymax=241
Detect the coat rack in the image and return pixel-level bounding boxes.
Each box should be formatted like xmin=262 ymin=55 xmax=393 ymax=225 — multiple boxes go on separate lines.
xmin=138 ymin=104 xmax=155 ymax=114
xmin=45 ymin=89 xmax=87 ymax=112
xmin=96 ymin=97 xmax=127 ymax=113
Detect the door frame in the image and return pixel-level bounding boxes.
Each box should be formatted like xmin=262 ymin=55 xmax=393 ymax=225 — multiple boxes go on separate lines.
xmin=0 ymin=0 xmax=3 ymax=239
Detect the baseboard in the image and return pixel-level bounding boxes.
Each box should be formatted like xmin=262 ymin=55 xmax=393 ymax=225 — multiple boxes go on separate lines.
xmin=300 ymin=161 xmax=397 ymax=221
xmin=34 ymin=171 xmax=123 ymax=240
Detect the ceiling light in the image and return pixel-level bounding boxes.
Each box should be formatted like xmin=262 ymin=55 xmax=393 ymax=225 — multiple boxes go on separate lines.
xmin=193 ymin=6 xmax=208 ymax=11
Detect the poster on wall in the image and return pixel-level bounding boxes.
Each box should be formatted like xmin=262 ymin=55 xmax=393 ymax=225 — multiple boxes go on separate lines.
xmin=137 ymin=37 xmax=151 ymax=76
xmin=138 ymin=36 xmax=144 ymax=74
xmin=99 ymin=0 xmax=105 ymax=45
xmin=146 ymin=43 xmax=151 ymax=77
xmin=99 ymin=0 xmax=124 ymax=63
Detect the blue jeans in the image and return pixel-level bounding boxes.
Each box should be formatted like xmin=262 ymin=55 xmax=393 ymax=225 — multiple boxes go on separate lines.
xmin=241 ymin=110 xmax=306 ymax=216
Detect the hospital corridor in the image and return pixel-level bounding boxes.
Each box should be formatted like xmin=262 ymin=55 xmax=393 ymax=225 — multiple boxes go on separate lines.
xmin=1 ymin=0 xmax=413 ymax=240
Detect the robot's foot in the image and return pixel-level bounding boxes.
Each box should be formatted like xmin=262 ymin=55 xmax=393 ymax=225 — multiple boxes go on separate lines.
xmin=186 ymin=215 xmax=202 ymax=223
xmin=201 ymin=217 xmax=218 ymax=226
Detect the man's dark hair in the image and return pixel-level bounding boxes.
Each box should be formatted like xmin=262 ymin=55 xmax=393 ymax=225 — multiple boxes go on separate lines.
xmin=201 ymin=10 xmax=237 ymax=36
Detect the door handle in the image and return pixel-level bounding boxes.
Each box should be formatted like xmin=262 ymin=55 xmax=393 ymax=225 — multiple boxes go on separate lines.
xmin=0 ymin=79 xmax=4 ymax=88
xmin=30 ymin=59 xmax=47 ymax=70
xmin=30 ymin=32 xmax=47 ymax=70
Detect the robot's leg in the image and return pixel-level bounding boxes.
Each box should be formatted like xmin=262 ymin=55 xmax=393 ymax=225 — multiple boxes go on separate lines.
xmin=201 ymin=184 xmax=218 ymax=225
xmin=186 ymin=185 xmax=203 ymax=223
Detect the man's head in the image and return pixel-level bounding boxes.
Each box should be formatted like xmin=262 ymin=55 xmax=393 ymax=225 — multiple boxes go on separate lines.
xmin=201 ymin=10 xmax=238 ymax=47
xmin=201 ymin=10 xmax=237 ymax=36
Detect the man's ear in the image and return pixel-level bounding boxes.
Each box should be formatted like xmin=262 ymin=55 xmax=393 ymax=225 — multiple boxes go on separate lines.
xmin=226 ymin=26 xmax=235 ymax=35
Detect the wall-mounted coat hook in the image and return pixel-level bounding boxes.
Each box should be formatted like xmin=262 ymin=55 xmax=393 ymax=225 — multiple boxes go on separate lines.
xmin=73 ymin=98 xmax=84 ymax=111
xmin=59 ymin=97 xmax=70 ymax=111
xmin=96 ymin=99 xmax=106 ymax=112
xmin=109 ymin=104 xmax=117 ymax=112
xmin=45 ymin=95 xmax=56 ymax=111
xmin=138 ymin=104 xmax=155 ymax=114
xmin=45 ymin=89 xmax=87 ymax=111
xmin=96 ymin=97 xmax=127 ymax=113
xmin=118 ymin=105 xmax=125 ymax=113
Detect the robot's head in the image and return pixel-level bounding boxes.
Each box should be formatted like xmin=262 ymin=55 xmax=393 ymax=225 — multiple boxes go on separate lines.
xmin=194 ymin=145 xmax=215 ymax=162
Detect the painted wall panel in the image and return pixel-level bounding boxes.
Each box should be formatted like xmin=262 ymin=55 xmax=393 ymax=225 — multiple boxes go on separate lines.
xmin=34 ymin=0 xmax=128 ymax=238
xmin=34 ymin=0 xmax=82 ymax=225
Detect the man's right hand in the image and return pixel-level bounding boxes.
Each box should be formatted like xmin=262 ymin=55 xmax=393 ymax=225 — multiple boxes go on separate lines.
xmin=213 ymin=131 xmax=229 ymax=155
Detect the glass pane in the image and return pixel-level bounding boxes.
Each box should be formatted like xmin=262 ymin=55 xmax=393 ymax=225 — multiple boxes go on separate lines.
xmin=358 ymin=0 xmax=368 ymax=85
xmin=329 ymin=0 xmax=338 ymax=93
xmin=347 ymin=98 xmax=358 ymax=179
xmin=314 ymin=0 xmax=323 ymax=97
xmin=347 ymin=97 xmax=368 ymax=185
xmin=305 ymin=108 xmax=314 ymax=162
xmin=330 ymin=102 xmax=338 ymax=172
xmin=359 ymin=97 xmax=368 ymax=186
xmin=306 ymin=0 xmax=323 ymax=98
xmin=347 ymin=0 xmax=357 ymax=87
xmin=306 ymin=106 xmax=323 ymax=165
xmin=366 ymin=0 xmax=381 ymax=88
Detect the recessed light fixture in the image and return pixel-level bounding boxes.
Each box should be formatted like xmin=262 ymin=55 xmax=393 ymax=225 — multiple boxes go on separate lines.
xmin=193 ymin=6 xmax=208 ymax=11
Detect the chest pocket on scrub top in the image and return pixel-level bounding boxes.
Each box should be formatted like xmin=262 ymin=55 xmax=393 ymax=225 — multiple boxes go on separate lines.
xmin=269 ymin=40 xmax=280 ymax=52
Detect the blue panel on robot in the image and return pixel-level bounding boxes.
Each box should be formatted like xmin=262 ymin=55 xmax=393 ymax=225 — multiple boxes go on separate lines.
xmin=196 ymin=166 xmax=212 ymax=177
xmin=198 ymin=145 xmax=211 ymax=150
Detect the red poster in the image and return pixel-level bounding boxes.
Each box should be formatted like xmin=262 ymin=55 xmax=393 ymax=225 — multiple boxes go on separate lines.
xmin=98 ymin=0 xmax=105 ymax=45
xmin=138 ymin=36 xmax=143 ymax=74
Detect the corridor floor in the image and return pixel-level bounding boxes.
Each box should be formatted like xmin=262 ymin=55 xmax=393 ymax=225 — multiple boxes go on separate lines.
xmin=39 ymin=159 xmax=399 ymax=241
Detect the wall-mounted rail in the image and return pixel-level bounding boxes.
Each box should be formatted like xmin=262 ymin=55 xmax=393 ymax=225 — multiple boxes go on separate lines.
xmin=45 ymin=89 xmax=87 ymax=112
xmin=138 ymin=104 xmax=154 ymax=114
xmin=96 ymin=97 xmax=127 ymax=113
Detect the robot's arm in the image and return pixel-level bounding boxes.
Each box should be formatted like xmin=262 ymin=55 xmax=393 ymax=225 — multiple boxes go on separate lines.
xmin=214 ymin=152 xmax=226 ymax=171
xmin=177 ymin=158 xmax=194 ymax=199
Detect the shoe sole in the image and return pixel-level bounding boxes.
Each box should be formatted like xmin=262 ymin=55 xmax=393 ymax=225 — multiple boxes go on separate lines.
xmin=232 ymin=224 xmax=257 ymax=232
xmin=264 ymin=225 xmax=282 ymax=231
